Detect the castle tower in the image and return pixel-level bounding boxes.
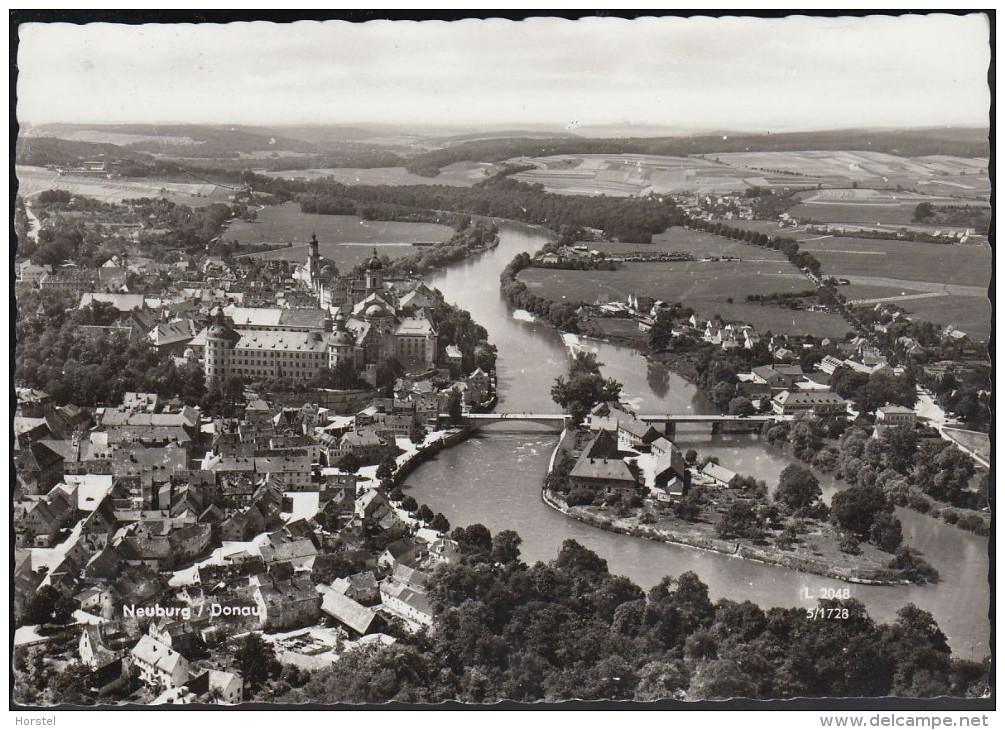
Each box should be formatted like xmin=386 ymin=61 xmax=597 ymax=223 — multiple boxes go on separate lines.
xmin=328 ymin=313 xmax=354 ymax=369
xmin=204 ymin=316 xmax=240 ymax=387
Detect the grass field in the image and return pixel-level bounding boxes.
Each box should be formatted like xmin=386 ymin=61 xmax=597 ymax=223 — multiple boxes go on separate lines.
xmin=16 ymin=165 xmax=234 ymax=206
xmin=789 ymin=188 xmax=989 ymax=227
xmin=518 ymin=261 xmax=852 ymax=336
xmin=262 ymin=161 xmax=497 ymax=187
xmin=795 ymin=235 xmax=990 ymax=289
xmin=585 ymin=227 xmax=790 ymax=262
xmin=225 ymin=202 xmax=454 ymax=271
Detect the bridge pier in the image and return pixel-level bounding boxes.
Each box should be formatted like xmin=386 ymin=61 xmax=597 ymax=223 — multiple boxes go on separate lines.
xmin=710 ymin=422 xmax=723 ymax=435
xmin=662 ymin=422 xmax=676 ymax=439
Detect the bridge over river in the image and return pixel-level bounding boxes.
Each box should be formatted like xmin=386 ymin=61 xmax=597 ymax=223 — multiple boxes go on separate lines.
xmin=447 ymin=412 xmax=792 ymax=435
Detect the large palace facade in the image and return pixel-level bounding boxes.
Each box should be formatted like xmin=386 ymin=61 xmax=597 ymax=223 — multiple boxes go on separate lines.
xmin=204 ymin=237 xmax=439 ymax=386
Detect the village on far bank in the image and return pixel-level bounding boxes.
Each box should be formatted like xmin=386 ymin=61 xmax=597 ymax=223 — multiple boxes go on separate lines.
xmin=13 ymin=237 xmax=500 ymax=705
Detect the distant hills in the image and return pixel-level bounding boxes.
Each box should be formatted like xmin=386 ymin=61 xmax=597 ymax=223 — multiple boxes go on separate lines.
xmin=17 ymin=122 xmax=989 ymax=178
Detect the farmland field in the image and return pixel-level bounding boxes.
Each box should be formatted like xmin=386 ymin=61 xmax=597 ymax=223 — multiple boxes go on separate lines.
xmin=508 ymin=153 xmax=818 ymax=197
xmin=791 ymin=233 xmax=991 ymax=338
xmin=16 ymin=165 xmax=234 ymax=206
xmin=796 ymin=235 xmax=990 ymax=288
xmin=517 ymin=261 xmax=852 ymax=337
xmin=789 ymin=187 xmax=989 ymax=227
xmin=585 ymin=227 xmax=789 ymax=261
xmin=261 ymin=161 xmax=497 ymax=187
xmin=225 ymin=202 xmax=454 ymax=271
xmin=710 ymin=150 xmax=990 ymax=197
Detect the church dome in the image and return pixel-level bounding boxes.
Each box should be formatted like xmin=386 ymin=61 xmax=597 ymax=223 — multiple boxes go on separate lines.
xmin=366 ymin=252 xmax=383 ymax=271
xmin=320 ymin=263 xmax=335 ymax=278
xmin=364 ymin=303 xmax=387 ymax=318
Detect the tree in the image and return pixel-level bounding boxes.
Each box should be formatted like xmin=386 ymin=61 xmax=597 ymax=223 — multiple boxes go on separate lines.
xmin=913 ymin=202 xmax=935 ymax=222
xmin=235 ymin=633 xmax=278 ymax=691
xmin=409 ymin=420 xmax=427 ymax=445
xmin=716 ymin=501 xmax=764 ymax=540
xmin=551 ymin=372 xmax=623 ymax=425
xmin=49 ymin=662 xmax=93 ymax=705
xmin=491 ymin=529 xmax=523 ymax=564
xmin=400 ymin=496 xmax=418 ymax=512
xmin=774 ymin=464 xmax=822 ymax=514
xmin=430 ymin=513 xmax=450 ymax=533
xmin=446 ymin=389 xmax=464 ymax=426
xmin=23 ymin=585 xmax=75 ymax=626
xmin=554 ymin=539 xmax=609 ymax=575
xmin=870 ymin=512 xmax=904 ymax=553
xmin=831 ymin=484 xmax=891 ymax=540
xmin=337 ymin=453 xmax=361 ymax=474
xmin=728 ymin=396 xmax=755 ymax=416
xmin=374 ymin=356 xmax=404 ymax=396
xmin=416 ymin=504 xmax=434 ymax=523
xmin=375 ymin=454 xmax=397 ymax=482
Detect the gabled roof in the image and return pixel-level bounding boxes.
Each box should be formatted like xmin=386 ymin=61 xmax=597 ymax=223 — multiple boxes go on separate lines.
xmin=569 ymin=456 xmax=636 ymax=483
xmin=131 ymin=634 xmax=187 ymax=676
xmin=320 ymin=589 xmax=377 ymax=635
xmin=701 ymin=462 xmax=738 ymax=484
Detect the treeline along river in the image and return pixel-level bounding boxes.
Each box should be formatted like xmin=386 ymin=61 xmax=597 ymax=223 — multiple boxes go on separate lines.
xmin=404 ymin=222 xmax=989 ymax=660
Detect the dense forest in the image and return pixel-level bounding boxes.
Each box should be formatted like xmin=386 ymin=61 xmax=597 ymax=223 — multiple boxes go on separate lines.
xmin=268 ymin=529 xmax=987 ymax=703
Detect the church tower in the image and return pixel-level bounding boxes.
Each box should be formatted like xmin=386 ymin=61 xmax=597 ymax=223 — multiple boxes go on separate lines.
xmin=364 ymin=247 xmax=384 ymax=291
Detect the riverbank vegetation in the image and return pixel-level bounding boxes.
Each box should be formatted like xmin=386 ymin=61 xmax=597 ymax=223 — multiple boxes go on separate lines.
xmin=269 ymin=527 xmax=986 ymax=702
xmin=763 ymin=413 xmax=989 ymax=536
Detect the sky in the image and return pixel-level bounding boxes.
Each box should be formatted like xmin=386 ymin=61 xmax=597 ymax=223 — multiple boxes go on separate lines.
xmin=16 ymin=14 xmax=992 ymax=133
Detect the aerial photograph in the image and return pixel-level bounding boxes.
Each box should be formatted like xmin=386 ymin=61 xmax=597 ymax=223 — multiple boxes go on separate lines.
xmin=11 ymin=11 xmax=992 ymax=711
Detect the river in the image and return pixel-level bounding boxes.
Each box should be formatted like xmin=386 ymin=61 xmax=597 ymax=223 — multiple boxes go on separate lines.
xmin=405 ymin=222 xmax=990 ymax=660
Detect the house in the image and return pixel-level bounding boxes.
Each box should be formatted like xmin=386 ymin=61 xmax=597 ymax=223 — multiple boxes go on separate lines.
xmin=79 ymin=622 xmax=134 ymax=669
xmin=876 ymin=404 xmax=917 ymax=429
xmin=14 ymin=441 xmax=65 ymax=495
xmin=568 ymin=454 xmax=638 ymax=494
xmin=610 ymin=409 xmax=661 ymax=452
xmin=379 ymin=580 xmax=435 ymax=627
xmin=330 ymin=570 xmax=380 ymax=605
xmin=18 ymin=483 xmax=78 ymax=546
xmin=772 ymin=390 xmax=848 ymax=416
xmin=75 ymin=582 xmax=117 ymax=616
xmin=250 ymin=573 xmax=320 ymax=631
xmin=426 ymin=538 xmax=460 ymax=567
xmin=750 ymin=364 xmax=805 ymax=391
xmin=701 ymin=462 xmax=739 ymax=487
xmin=259 ymin=536 xmax=318 ymax=571
xmin=130 ymin=634 xmax=190 ymax=690
xmin=355 ymin=489 xmax=390 ymax=521
xmin=378 ymin=537 xmax=428 ymax=570
xmin=320 ymin=588 xmax=379 ymax=636
xmin=186 ymin=669 xmax=243 ymax=704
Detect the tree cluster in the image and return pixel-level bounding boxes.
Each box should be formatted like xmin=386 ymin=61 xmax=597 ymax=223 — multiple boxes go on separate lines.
xmin=270 ymin=529 xmax=986 ymax=702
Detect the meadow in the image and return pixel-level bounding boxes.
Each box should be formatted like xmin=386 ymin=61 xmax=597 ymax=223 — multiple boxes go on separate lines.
xmin=16 ymin=165 xmax=233 ymax=206
xmin=789 ymin=187 xmax=989 ymax=227
xmin=518 ymin=261 xmax=852 ymax=337
xmin=586 ymin=226 xmax=790 ymax=261
xmin=225 ymin=202 xmax=454 ymax=271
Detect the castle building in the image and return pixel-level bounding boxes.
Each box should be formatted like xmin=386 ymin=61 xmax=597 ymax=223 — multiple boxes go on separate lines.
xmin=205 ymin=244 xmax=439 ymax=386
